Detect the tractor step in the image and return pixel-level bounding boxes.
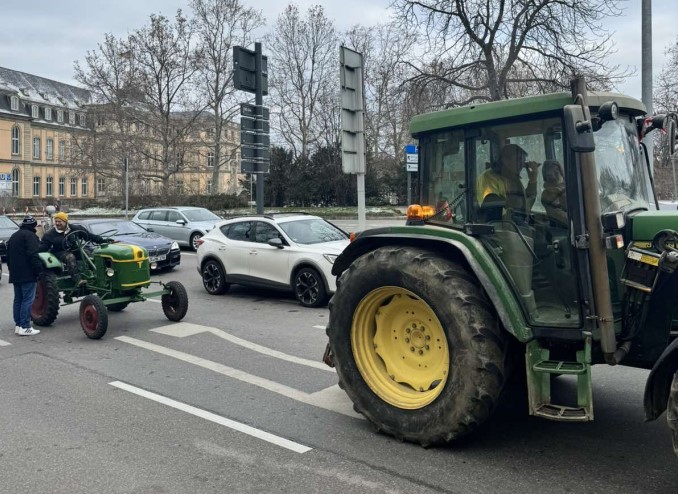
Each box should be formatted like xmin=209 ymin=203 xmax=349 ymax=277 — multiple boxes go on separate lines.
xmin=525 ymin=333 xmax=593 ymax=422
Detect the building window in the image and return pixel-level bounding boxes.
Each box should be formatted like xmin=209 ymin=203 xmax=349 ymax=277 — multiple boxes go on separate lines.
xmin=33 ymin=176 xmax=41 ymax=197
xmin=207 ymin=179 xmax=213 ymax=195
xmin=70 ymin=177 xmax=77 ymax=196
xmin=33 ymin=137 xmax=41 ymax=159
xmin=45 ymin=107 xmax=52 ymax=120
xmin=69 ymin=112 xmax=76 ymax=125
xmin=31 ymin=105 xmax=39 ymax=118
xmin=46 ymin=138 xmax=54 ymax=160
xmin=176 ymin=180 xmax=184 ymax=194
xmin=46 ymin=176 xmax=53 ymax=196
xmin=59 ymin=177 xmax=65 ymax=196
xmin=11 ymin=168 xmax=20 ymax=196
xmin=10 ymin=95 xmax=19 ymax=111
xmin=11 ymin=125 xmax=20 ymax=155
xmin=97 ymin=178 xmax=105 ymax=195
xmin=57 ymin=110 xmax=64 ymax=123
xmin=207 ymin=152 xmax=215 ymax=168
xmin=58 ymin=140 xmax=65 ymax=160
xmin=79 ymin=114 xmax=86 ymax=127
xmin=81 ymin=177 xmax=88 ymax=196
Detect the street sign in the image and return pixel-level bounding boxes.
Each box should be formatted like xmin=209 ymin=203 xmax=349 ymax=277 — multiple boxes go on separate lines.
xmin=405 ymin=144 xmax=418 ymax=172
xmin=240 ymin=103 xmax=270 ymax=120
xmin=241 ymin=160 xmax=270 ymax=174
xmin=233 ymin=46 xmax=268 ymax=95
xmin=240 ymin=116 xmax=270 ymax=134
xmin=340 ymin=46 xmax=365 ymax=174
xmin=0 ymin=173 xmax=12 ymax=196
xmin=241 ymin=132 xmax=270 ymax=147
xmin=241 ymin=146 xmax=270 ymax=161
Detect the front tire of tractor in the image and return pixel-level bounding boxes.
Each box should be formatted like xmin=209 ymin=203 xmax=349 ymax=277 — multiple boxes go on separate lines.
xmin=668 ymin=370 xmax=678 ymax=458
xmin=162 ymin=281 xmax=189 ymax=321
xmin=327 ymin=246 xmax=508 ymax=446
xmin=80 ymin=294 xmax=109 ymax=340
xmin=32 ymin=272 xmax=61 ymax=327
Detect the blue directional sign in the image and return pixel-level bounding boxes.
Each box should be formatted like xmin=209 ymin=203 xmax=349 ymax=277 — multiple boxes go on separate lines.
xmin=405 ymin=144 xmax=418 ymax=172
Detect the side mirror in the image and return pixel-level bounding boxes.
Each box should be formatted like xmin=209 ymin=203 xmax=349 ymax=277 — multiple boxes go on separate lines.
xmin=146 ymin=227 xmax=154 ymax=232
xmin=564 ymin=104 xmax=595 ymax=152
xmin=175 ymin=219 xmax=187 ymax=225
xmin=267 ymin=237 xmax=284 ymax=249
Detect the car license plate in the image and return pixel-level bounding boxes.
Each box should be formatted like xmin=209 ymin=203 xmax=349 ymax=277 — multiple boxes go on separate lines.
xmin=150 ymin=255 xmax=166 ymax=262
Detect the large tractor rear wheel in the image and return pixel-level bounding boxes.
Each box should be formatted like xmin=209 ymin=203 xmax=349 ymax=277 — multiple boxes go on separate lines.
xmin=31 ymin=272 xmax=61 ymax=327
xmin=668 ymin=371 xmax=678 ymax=458
xmin=328 ymin=246 xmax=508 ymax=446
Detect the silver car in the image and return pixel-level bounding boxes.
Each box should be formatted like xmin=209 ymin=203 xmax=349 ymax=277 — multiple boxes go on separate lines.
xmin=132 ymin=207 xmax=220 ymax=251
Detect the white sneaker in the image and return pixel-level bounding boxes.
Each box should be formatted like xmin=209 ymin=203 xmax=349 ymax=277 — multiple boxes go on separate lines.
xmin=15 ymin=326 xmax=21 ymax=334
xmin=16 ymin=327 xmax=40 ymax=336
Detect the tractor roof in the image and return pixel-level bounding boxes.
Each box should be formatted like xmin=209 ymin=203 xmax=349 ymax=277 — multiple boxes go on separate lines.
xmin=410 ymin=91 xmax=647 ymax=137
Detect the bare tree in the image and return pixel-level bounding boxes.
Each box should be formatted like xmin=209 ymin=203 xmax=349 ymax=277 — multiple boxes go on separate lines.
xmin=191 ymin=0 xmax=264 ymax=194
xmin=267 ymin=4 xmax=339 ymax=159
xmin=392 ymin=0 xmax=630 ymax=105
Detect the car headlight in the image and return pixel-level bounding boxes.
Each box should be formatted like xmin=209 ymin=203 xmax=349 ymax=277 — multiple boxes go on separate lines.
xmin=170 ymin=242 xmax=180 ymax=250
xmin=323 ymin=254 xmax=338 ymax=264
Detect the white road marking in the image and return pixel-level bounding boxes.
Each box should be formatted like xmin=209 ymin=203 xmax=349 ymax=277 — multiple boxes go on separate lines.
xmin=110 ymin=380 xmax=311 ymax=454
xmin=0 ymin=339 xmax=11 ymax=346
xmin=151 ymin=322 xmax=332 ymax=372
xmin=313 ymin=325 xmax=326 ymax=330
xmin=115 ymin=335 xmax=362 ymax=419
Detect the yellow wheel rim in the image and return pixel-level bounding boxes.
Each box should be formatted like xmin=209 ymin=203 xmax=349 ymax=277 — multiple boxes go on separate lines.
xmin=351 ymin=286 xmax=449 ymax=409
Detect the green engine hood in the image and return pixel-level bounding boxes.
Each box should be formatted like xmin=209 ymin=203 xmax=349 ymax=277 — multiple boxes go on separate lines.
xmin=631 ymin=210 xmax=678 ymax=241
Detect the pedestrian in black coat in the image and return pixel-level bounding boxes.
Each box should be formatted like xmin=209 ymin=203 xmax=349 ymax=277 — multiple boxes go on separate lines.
xmin=7 ymin=216 xmax=43 ymax=335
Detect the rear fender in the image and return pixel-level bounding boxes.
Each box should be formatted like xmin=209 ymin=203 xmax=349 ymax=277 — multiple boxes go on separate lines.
xmin=38 ymin=252 xmax=64 ymax=271
xmin=333 ymin=228 xmax=532 ymax=342
xmin=644 ymin=338 xmax=678 ymax=421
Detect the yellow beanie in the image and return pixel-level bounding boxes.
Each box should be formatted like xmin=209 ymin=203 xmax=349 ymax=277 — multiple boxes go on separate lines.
xmin=54 ymin=211 xmax=69 ymax=222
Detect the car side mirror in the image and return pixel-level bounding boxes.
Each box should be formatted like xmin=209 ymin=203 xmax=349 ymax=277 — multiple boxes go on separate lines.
xmin=176 ymin=219 xmax=187 ymax=225
xmin=146 ymin=227 xmax=154 ymax=232
xmin=268 ymin=238 xmax=284 ymax=249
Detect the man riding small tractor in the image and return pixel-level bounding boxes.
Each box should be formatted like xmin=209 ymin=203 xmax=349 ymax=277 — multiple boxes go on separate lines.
xmin=31 ymin=222 xmax=189 ymax=339
xmin=324 ymin=78 xmax=678 ymax=459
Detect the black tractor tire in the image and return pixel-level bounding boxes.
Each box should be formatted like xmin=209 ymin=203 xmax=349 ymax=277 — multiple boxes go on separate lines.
xmin=31 ymin=272 xmax=61 ymax=327
xmin=80 ymin=294 xmax=109 ymax=340
xmin=162 ymin=281 xmax=189 ymax=321
xmin=668 ymin=370 xmax=678 ymax=458
xmin=294 ymin=267 xmax=327 ymax=308
xmin=202 ymin=259 xmax=230 ymax=295
xmin=107 ymin=302 xmax=130 ymax=312
xmin=327 ymin=246 xmax=508 ymax=446
xmin=190 ymin=233 xmax=202 ymax=251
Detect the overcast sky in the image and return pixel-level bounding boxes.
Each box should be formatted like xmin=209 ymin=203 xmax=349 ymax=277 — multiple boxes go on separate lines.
xmin=1 ymin=0 xmax=676 ymax=101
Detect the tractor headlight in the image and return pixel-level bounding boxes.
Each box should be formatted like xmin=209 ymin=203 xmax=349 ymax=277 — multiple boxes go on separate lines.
xmin=170 ymin=242 xmax=179 ymax=251
xmin=323 ymin=254 xmax=338 ymax=264
xmin=105 ymin=268 xmax=114 ymax=277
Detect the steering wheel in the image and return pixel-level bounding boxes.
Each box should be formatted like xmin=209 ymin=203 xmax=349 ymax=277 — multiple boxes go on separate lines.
xmin=62 ymin=229 xmax=90 ymax=252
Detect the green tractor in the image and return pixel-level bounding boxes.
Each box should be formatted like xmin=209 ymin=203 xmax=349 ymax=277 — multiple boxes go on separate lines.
xmin=325 ymin=78 xmax=678 ymax=458
xmin=31 ymin=229 xmax=189 ymax=339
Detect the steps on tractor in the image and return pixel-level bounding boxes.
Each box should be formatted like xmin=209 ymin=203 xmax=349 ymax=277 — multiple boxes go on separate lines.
xmin=525 ymin=332 xmax=593 ymax=422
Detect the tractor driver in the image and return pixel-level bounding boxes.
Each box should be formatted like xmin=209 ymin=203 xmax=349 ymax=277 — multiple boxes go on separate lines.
xmin=39 ymin=211 xmax=108 ymax=286
xmin=476 ymin=143 xmax=540 ymax=221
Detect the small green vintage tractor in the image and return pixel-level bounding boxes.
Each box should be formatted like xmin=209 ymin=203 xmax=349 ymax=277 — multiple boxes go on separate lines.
xmin=325 ymin=78 xmax=678 ymax=458
xmin=31 ymin=229 xmax=189 ymax=339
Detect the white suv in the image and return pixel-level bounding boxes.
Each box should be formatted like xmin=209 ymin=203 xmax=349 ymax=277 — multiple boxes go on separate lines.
xmin=196 ymin=213 xmax=349 ymax=307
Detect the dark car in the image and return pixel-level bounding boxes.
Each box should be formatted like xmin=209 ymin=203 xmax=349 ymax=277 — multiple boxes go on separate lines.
xmin=0 ymin=215 xmax=19 ymax=262
xmin=75 ymin=219 xmax=181 ymax=271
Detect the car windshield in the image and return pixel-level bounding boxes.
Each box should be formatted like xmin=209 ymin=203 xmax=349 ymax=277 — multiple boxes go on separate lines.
xmin=89 ymin=221 xmax=146 ymax=235
xmin=182 ymin=209 xmax=220 ymax=222
xmin=0 ymin=216 xmax=18 ymax=229
xmin=279 ymin=218 xmax=347 ymax=245
xmin=594 ymin=115 xmax=655 ymax=213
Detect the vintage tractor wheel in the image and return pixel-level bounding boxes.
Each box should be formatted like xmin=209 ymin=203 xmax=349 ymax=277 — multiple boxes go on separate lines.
xmin=327 ymin=246 xmax=508 ymax=446
xmin=668 ymin=370 xmax=678 ymax=458
xmin=107 ymin=302 xmax=130 ymax=312
xmin=80 ymin=294 xmax=109 ymax=340
xmin=294 ymin=267 xmax=327 ymax=308
xmin=32 ymin=272 xmax=61 ymax=327
xmin=202 ymin=260 xmax=230 ymax=295
xmin=162 ymin=281 xmax=189 ymax=321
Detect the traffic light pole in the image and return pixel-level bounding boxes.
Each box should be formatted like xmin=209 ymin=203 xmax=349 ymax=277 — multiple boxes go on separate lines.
xmin=255 ymin=42 xmax=264 ymax=215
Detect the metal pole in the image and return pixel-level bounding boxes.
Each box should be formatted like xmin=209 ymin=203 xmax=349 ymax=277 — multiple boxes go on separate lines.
xmin=407 ymin=172 xmax=412 ymax=205
xmin=124 ymin=158 xmax=129 ymax=220
xmin=642 ymin=0 xmax=654 ymax=174
xmin=255 ymin=42 xmax=264 ymax=215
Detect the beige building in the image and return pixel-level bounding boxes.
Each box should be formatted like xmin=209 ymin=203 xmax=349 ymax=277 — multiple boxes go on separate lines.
xmin=0 ymin=66 xmax=242 ymax=207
